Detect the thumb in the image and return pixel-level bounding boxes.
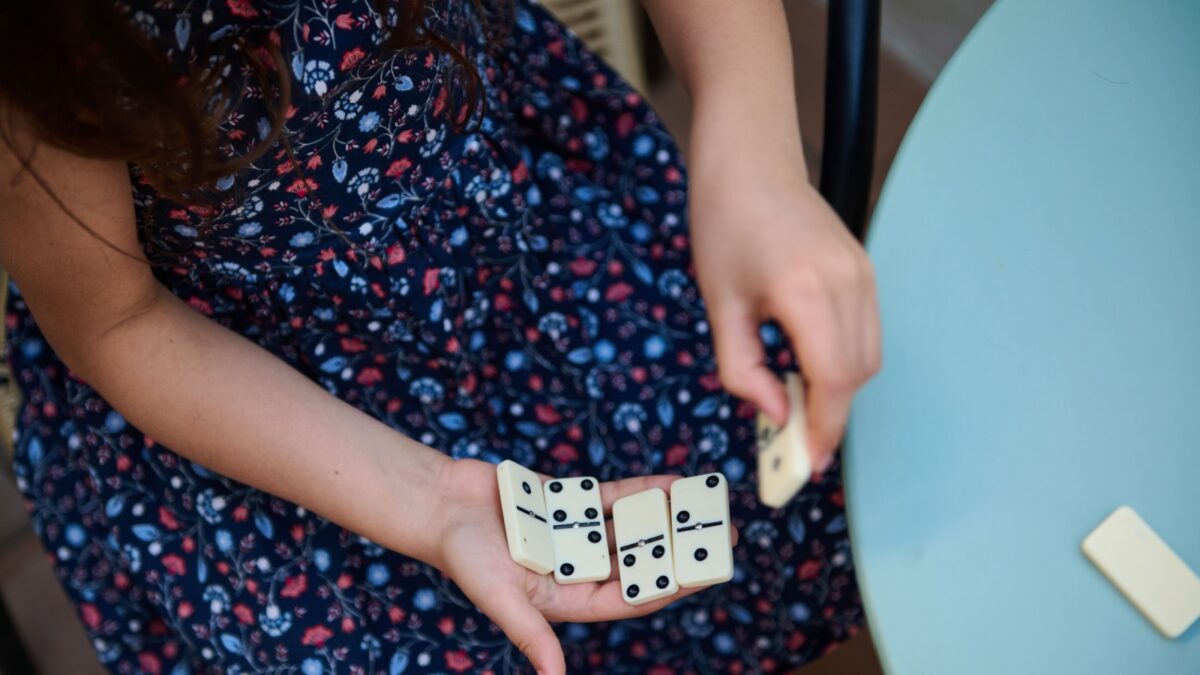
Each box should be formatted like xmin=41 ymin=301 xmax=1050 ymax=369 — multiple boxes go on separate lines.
xmin=477 ymin=585 xmax=565 ymax=675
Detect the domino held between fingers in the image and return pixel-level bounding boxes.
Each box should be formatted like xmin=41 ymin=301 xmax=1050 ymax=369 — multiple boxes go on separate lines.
xmin=755 ymin=372 xmax=812 ymax=508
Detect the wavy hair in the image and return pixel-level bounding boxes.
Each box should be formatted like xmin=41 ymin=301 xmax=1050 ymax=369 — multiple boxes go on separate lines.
xmin=0 ymin=0 xmax=504 ymax=260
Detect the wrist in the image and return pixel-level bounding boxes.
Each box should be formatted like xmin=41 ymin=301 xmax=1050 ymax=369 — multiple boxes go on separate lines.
xmin=420 ymin=457 xmax=502 ymax=574
xmin=357 ymin=438 xmax=454 ymax=569
xmin=687 ymin=100 xmax=807 ymax=184
xmin=421 ymin=453 xmax=459 ymax=571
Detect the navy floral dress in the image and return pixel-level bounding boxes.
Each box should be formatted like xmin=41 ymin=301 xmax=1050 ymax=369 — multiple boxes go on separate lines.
xmin=5 ymin=1 xmax=863 ymax=672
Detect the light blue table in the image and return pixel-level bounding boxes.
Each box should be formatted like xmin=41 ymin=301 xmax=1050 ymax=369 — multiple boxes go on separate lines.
xmin=845 ymin=1 xmax=1200 ymax=673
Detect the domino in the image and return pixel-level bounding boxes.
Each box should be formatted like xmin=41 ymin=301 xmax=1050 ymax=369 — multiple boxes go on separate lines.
xmin=613 ymin=488 xmax=678 ymax=606
xmin=496 ymin=460 xmax=555 ymax=575
xmin=670 ymin=473 xmax=734 ymax=588
xmin=543 ymin=476 xmax=611 ymax=583
xmin=756 ymin=372 xmax=812 ymax=508
xmin=1082 ymin=505 xmax=1200 ymax=639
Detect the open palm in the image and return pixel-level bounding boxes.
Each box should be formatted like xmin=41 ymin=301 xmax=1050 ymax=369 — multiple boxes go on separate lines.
xmin=432 ymin=459 xmax=736 ymax=674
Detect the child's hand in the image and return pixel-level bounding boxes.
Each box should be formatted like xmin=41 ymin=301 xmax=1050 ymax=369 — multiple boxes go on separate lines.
xmin=689 ymin=162 xmax=881 ymax=470
xmin=428 ymin=459 xmax=734 ymax=675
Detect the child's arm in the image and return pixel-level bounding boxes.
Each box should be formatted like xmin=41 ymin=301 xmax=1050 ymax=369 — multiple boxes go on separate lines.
xmin=0 ymin=128 xmax=450 ymax=566
xmin=0 ymin=125 xmax=713 ymax=675
xmin=640 ymin=0 xmax=882 ymax=466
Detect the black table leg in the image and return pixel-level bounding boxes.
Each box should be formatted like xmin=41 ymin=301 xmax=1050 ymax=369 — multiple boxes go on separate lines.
xmin=820 ymin=0 xmax=881 ymax=241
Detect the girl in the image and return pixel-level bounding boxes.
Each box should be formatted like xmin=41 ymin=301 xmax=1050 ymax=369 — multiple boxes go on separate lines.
xmin=0 ymin=0 xmax=879 ymax=672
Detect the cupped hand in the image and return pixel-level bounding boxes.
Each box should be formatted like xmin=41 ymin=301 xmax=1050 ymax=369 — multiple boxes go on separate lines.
xmin=428 ymin=459 xmax=737 ymax=675
xmin=690 ymin=161 xmax=881 ymax=471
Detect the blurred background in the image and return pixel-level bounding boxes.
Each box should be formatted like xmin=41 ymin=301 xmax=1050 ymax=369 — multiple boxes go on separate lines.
xmin=0 ymin=1 xmax=991 ymax=672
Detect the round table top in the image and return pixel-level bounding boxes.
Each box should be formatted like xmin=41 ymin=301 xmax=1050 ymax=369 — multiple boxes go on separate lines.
xmin=844 ymin=1 xmax=1200 ymax=673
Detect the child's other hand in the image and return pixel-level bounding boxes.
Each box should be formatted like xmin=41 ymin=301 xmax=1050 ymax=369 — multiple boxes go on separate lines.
xmin=428 ymin=459 xmax=736 ymax=675
xmin=690 ymin=159 xmax=881 ymax=471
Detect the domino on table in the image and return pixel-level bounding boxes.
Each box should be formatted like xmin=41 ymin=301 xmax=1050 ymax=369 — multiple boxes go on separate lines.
xmin=756 ymin=372 xmax=812 ymax=508
xmin=670 ymin=473 xmax=734 ymax=588
xmin=1082 ymin=505 xmax=1200 ymax=639
xmin=543 ymin=477 xmax=611 ymax=583
xmin=496 ymin=460 xmax=555 ymax=575
xmin=613 ymin=488 xmax=678 ymax=606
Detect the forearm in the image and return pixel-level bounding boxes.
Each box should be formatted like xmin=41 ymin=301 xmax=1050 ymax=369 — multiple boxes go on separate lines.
xmin=71 ymin=284 xmax=449 ymax=565
xmin=640 ymin=0 xmax=806 ymax=175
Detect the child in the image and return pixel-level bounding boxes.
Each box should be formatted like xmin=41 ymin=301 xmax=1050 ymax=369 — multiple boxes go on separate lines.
xmin=0 ymin=0 xmax=879 ymax=672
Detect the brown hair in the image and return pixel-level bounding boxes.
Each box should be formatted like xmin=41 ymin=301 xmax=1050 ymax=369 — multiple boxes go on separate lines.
xmin=0 ymin=0 xmax=500 ymax=258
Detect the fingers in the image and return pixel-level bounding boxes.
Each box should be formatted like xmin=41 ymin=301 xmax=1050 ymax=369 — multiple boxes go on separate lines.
xmin=476 ymin=583 xmax=566 ymax=675
xmin=861 ymin=260 xmax=883 ymax=378
xmin=545 ymin=576 xmax=708 ymax=623
xmin=599 ymin=474 xmax=679 ymax=514
xmin=805 ymin=383 xmax=852 ymax=472
xmin=843 ymin=251 xmax=881 ymax=384
xmin=604 ymin=524 xmax=738 ymax=580
xmin=605 ymin=551 xmax=622 ymax=582
xmin=772 ymin=287 xmax=848 ymax=462
xmin=623 ymin=585 xmax=706 ymax=616
xmin=588 ymin=579 xmax=707 ymax=620
xmin=709 ymin=300 xmax=789 ymax=425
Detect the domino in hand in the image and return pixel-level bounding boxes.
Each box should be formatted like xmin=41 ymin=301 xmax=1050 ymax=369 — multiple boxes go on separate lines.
xmin=756 ymin=372 xmax=812 ymax=508
xmin=613 ymin=488 xmax=678 ymax=606
xmin=543 ymin=477 xmax=611 ymax=583
xmin=496 ymin=460 xmax=555 ymax=575
xmin=670 ymin=473 xmax=735 ymax=588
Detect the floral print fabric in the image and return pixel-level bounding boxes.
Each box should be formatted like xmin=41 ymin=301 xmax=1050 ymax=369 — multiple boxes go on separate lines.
xmin=5 ymin=0 xmax=863 ymax=672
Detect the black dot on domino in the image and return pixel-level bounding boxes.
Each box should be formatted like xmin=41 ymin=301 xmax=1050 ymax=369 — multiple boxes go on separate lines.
xmin=585 ymin=507 xmax=598 ymax=519
xmin=522 ymin=481 xmax=532 ymax=495
xmin=652 ymin=545 xmax=665 ymax=559
xmin=694 ymin=548 xmax=708 ymax=561
xmin=549 ymin=481 xmax=563 ymax=493
xmin=706 ymin=475 xmax=720 ymax=488
xmin=623 ymin=554 xmax=636 ymax=567
xmin=626 ymin=584 xmax=640 ymax=598
xmin=553 ymin=510 xmax=566 ymax=522
xmin=588 ymin=531 xmax=601 ymax=543
xmin=560 ymin=563 xmax=574 ymax=576
xmin=772 ymin=456 xmax=782 ymax=471
xmin=656 ymin=575 xmax=669 ymax=589
xmin=581 ymin=479 xmax=594 ymax=490
xmin=677 ymin=511 xmax=690 ymax=524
